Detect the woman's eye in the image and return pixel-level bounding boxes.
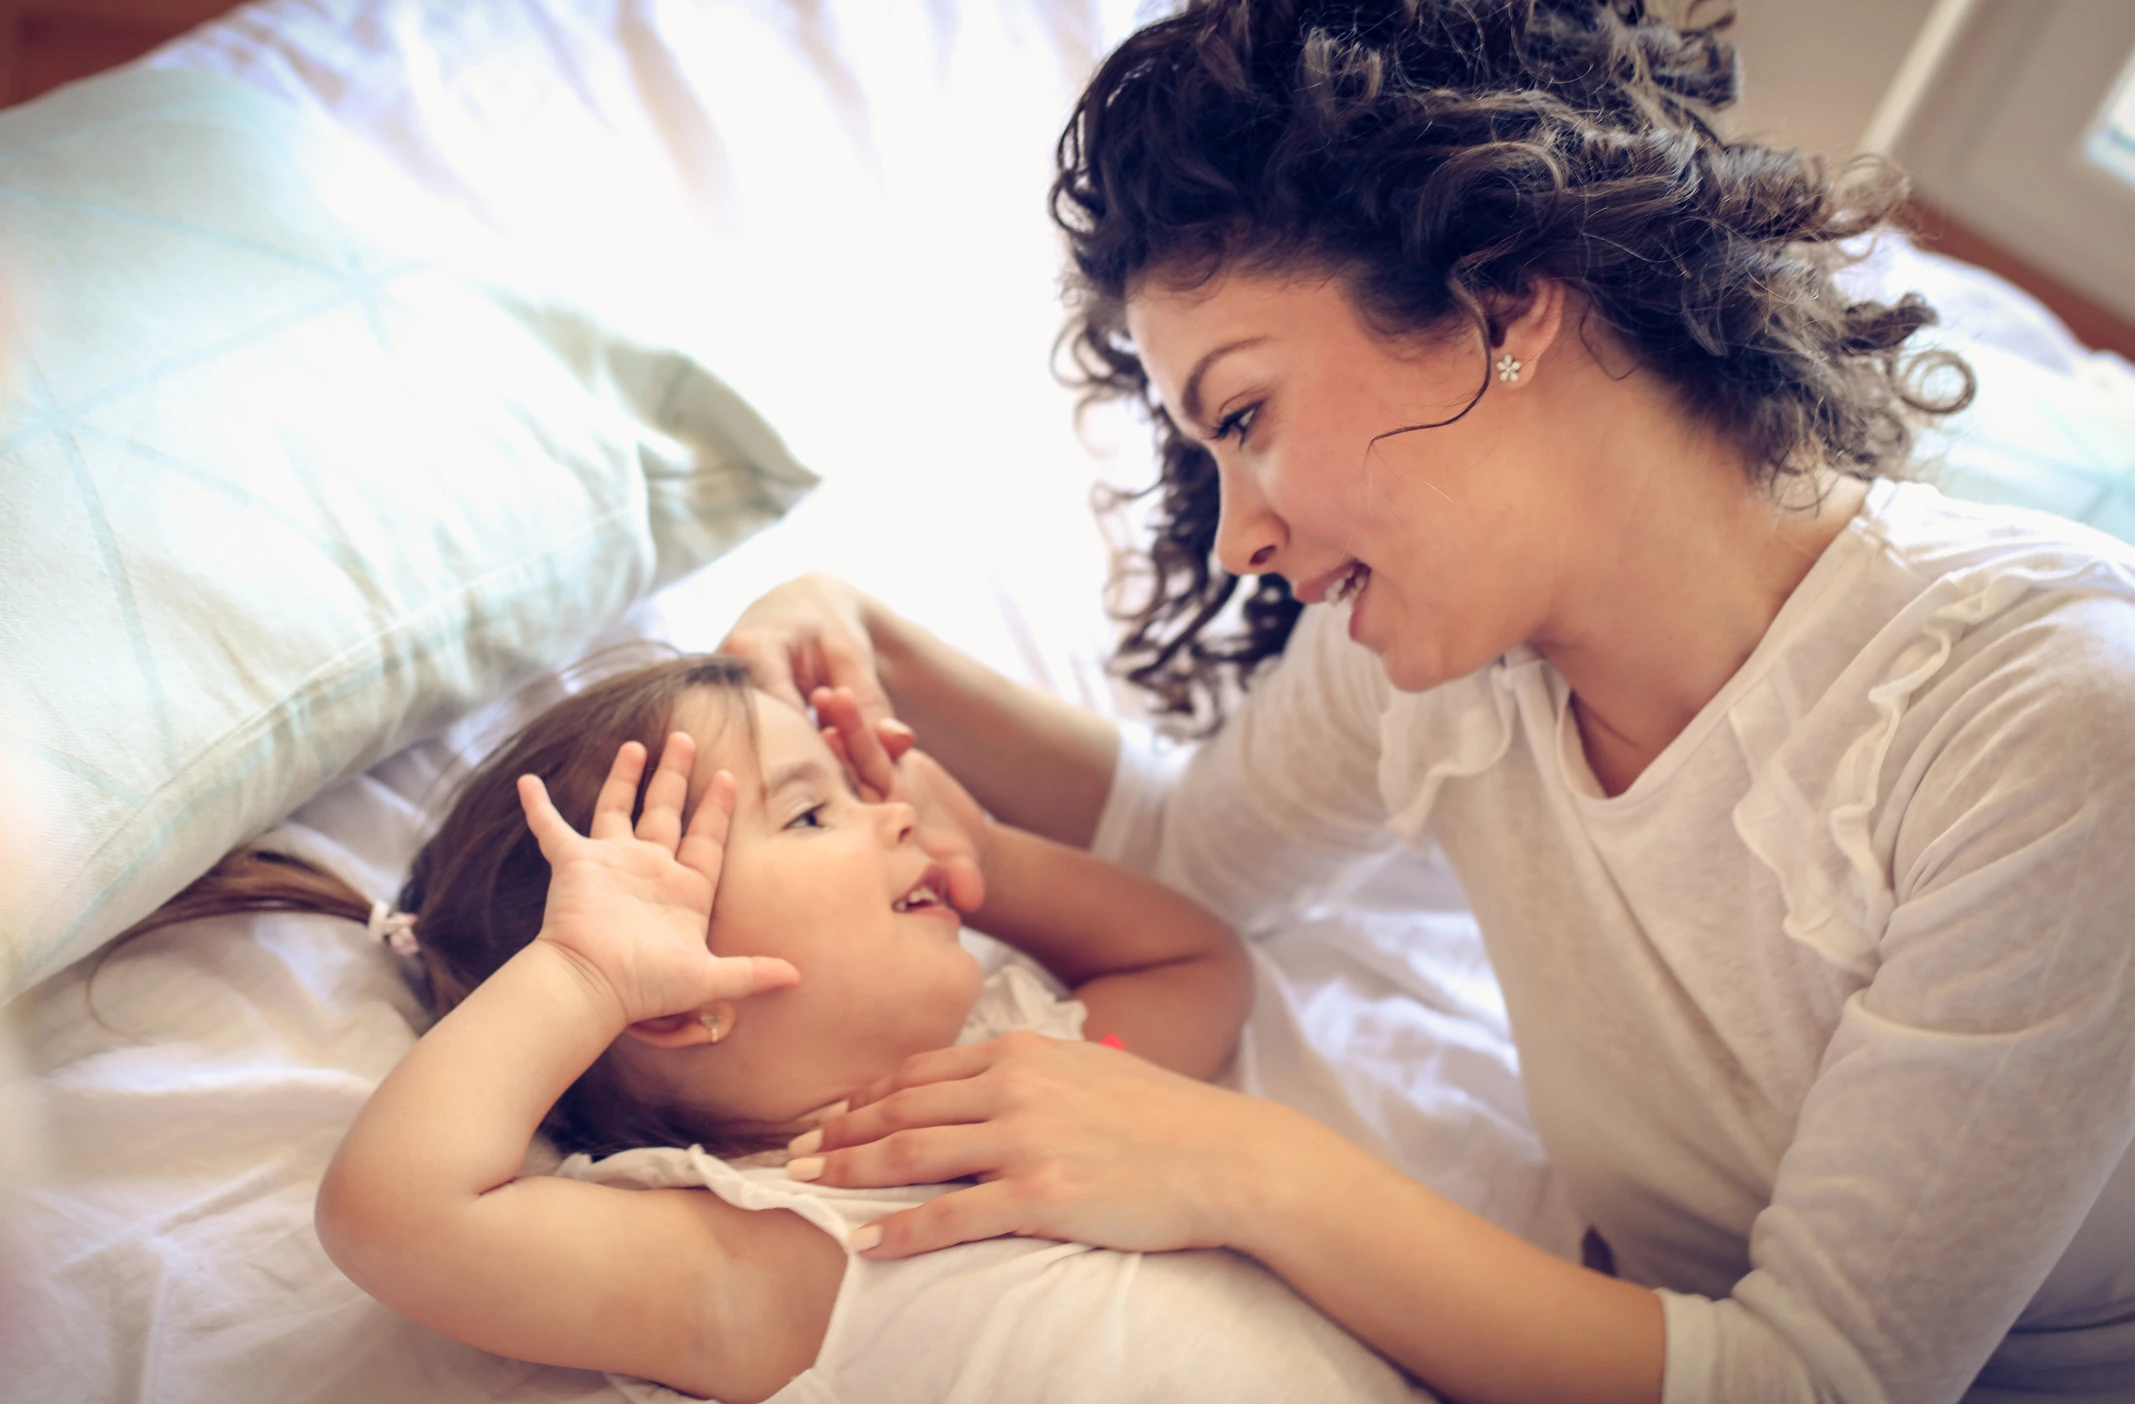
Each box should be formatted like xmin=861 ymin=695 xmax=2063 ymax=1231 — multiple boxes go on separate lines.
xmin=784 ymin=804 xmax=826 ymax=831
xmin=1214 ymin=403 xmax=1259 ymax=445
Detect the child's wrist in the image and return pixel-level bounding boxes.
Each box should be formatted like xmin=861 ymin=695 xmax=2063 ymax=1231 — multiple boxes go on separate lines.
xmin=522 ymin=936 xmax=633 ymax=1034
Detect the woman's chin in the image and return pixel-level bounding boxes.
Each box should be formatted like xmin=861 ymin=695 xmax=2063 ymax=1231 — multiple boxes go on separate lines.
xmin=1376 ymin=636 xmax=1474 ymax=695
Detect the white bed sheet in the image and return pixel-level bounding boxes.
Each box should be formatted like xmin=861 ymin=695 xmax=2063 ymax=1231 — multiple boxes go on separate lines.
xmin=12 ymin=2 xmax=2130 ymax=1399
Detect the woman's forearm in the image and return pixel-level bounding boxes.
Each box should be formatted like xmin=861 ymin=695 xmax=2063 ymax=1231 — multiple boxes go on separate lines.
xmin=1219 ymin=1108 xmax=1665 ymax=1404
xmin=865 ymin=599 xmax=1120 ymax=847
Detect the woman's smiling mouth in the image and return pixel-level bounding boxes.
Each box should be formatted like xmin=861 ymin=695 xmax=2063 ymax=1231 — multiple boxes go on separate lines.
xmin=1296 ymin=558 xmax=1372 ymax=606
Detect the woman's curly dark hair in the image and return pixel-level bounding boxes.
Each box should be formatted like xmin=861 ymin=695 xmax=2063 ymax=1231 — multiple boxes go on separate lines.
xmin=1055 ymin=0 xmax=1974 ymax=730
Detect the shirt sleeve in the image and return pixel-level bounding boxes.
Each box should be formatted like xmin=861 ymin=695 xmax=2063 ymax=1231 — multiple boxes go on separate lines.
xmin=1663 ymin=592 xmax=2135 ymax=1404
xmin=1089 ymin=603 xmax=1403 ymax=937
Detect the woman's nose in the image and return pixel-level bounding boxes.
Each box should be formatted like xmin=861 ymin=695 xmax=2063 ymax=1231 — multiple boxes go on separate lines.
xmin=1211 ymin=460 xmax=1283 ymax=577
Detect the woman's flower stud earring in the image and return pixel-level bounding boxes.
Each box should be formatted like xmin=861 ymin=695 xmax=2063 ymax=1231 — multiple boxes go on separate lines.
xmin=1495 ymin=354 xmax=1522 ymax=384
xmin=698 ymin=1010 xmax=729 ymax=1043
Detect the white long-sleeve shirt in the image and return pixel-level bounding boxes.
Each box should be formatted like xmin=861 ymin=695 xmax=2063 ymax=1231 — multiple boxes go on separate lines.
xmin=1091 ymin=480 xmax=2135 ymax=1404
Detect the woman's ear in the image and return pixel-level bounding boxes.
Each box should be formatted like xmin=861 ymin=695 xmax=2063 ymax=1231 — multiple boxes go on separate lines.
xmin=622 ymin=1000 xmax=738 ymax=1050
xmin=1488 ymin=279 xmax=1567 ymax=389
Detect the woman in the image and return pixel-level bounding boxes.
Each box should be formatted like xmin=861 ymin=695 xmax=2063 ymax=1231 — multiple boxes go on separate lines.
xmin=722 ymin=2 xmax=2135 ymax=1400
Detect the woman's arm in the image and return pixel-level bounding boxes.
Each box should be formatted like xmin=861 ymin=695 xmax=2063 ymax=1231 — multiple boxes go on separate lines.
xmin=316 ymin=740 xmax=831 ymax=1403
xmin=799 ymin=1036 xmax=1662 ymax=1402
xmin=974 ymin=822 xmax=1251 ymax=1080
xmin=722 ymin=573 xmax=1119 ymax=845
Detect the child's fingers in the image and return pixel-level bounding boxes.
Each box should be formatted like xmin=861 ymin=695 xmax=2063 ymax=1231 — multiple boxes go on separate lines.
xmin=703 ymin=953 xmax=801 ymax=1000
xmin=516 ymin=774 xmax=576 ymax=858
xmin=675 ymin=769 xmax=737 ymax=884
xmin=636 ymin=731 xmax=696 ymax=851
xmin=588 ymin=741 xmax=648 ymax=840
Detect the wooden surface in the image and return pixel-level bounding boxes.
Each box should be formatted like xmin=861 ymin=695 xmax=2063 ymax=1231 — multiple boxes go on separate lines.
xmin=0 ymin=0 xmax=239 ymax=107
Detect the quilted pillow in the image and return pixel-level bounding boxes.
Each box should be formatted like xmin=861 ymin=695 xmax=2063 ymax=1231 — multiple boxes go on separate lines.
xmin=0 ymin=69 xmax=816 ymax=999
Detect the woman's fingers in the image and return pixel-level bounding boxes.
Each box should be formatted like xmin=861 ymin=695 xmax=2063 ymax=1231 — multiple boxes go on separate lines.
xmin=675 ymin=769 xmax=736 ymax=884
xmin=634 ymin=732 xmax=696 ymax=850
xmin=811 ymin=628 xmax=894 ymax=734
xmin=791 ymin=1122 xmax=1000 ymax=1192
xmin=854 ymin=1180 xmax=1033 ymax=1259
xmin=587 ymin=741 xmax=648 ymax=841
xmin=721 ymin=626 xmax=810 ymax=715
xmin=805 ymin=1077 xmax=997 ymax=1154
xmin=841 ymin=1038 xmax=1009 ymax=1114
xmin=719 ymin=575 xmax=891 ymax=724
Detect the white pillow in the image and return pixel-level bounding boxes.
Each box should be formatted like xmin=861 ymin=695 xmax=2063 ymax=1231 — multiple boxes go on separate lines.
xmin=0 ymin=69 xmax=817 ymax=1000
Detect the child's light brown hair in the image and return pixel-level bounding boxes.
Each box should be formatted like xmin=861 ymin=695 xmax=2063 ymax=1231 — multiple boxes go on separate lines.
xmin=127 ymin=652 xmax=762 ymax=1158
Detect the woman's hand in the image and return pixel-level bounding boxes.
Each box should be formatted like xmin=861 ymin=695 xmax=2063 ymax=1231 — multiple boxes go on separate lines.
xmin=517 ymin=733 xmax=798 ymax=1027
xmin=720 ymin=573 xmax=890 ymax=729
xmin=790 ymin=1032 xmax=1294 ymax=1258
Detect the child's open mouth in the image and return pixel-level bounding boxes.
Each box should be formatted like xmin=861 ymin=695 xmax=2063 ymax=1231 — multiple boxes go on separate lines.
xmin=892 ymin=865 xmax=955 ymax=917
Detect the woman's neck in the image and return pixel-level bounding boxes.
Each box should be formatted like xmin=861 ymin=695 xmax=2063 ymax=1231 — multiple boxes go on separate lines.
xmin=1530 ymin=378 xmax=1870 ymax=797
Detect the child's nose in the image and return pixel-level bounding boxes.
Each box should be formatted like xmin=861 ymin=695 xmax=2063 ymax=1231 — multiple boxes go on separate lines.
xmin=879 ymin=799 xmax=918 ymax=844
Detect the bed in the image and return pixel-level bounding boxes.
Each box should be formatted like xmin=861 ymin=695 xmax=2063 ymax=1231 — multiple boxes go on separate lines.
xmin=3 ymin=3 xmax=2131 ymax=1401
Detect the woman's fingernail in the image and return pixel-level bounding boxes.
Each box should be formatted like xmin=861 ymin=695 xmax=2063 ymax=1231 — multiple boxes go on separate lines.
xmin=787 ymin=1128 xmax=823 ymax=1155
xmin=823 ymin=1100 xmax=849 ymax=1118
xmin=848 ymin=1224 xmax=883 ymax=1251
xmin=787 ymin=1156 xmax=824 ymax=1182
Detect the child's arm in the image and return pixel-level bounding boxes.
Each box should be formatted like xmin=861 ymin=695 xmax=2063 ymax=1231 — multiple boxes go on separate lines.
xmin=315 ymin=739 xmax=836 ymax=1403
xmin=968 ymin=820 xmax=1253 ymax=1081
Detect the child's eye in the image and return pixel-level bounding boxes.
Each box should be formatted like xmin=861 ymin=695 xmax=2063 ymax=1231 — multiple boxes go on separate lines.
xmin=784 ymin=804 xmax=826 ymax=831
xmin=1214 ymin=403 xmax=1259 ymax=445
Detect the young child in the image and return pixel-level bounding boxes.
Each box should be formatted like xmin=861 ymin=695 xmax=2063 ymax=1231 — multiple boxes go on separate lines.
xmin=174 ymin=653 xmax=1427 ymax=1402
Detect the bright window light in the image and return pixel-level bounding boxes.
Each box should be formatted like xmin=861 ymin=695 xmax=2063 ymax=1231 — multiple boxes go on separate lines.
xmin=2087 ymin=45 xmax=2135 ymax=188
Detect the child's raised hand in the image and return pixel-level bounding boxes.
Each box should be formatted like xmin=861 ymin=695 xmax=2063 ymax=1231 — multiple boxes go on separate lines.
xmin=516 ymin=734 xmax=798 ymax=1028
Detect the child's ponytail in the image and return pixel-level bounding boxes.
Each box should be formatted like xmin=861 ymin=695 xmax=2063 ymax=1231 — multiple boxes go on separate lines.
xmin=123 ymin=846 xmax=374 ymax=940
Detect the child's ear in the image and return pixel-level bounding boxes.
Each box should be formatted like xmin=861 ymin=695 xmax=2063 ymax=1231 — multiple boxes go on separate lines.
xmin=622 ymin=1001 xmax=738 ymax=1050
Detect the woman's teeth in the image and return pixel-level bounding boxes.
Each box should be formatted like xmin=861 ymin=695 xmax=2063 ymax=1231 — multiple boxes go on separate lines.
xmin=893 ymin=885 xmax=943 ymax=912
xmin=1329 ymin=562 xmax=1371 ymax=605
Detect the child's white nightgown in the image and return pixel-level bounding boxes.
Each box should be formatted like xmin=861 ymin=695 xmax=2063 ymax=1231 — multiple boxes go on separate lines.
xmin=557 ymin=964 xmax=1428 ymax=1404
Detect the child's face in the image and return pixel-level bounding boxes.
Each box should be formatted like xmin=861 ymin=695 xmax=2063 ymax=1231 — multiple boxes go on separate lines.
xmin=657 ymin=689 xmax=984 ymax=1129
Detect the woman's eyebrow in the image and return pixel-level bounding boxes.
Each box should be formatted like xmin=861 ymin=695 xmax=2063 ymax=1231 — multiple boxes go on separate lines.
xmin=1180 ymin=336 xmax=1268 ymax=430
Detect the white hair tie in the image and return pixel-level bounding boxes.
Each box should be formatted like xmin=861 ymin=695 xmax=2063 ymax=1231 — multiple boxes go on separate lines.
xmin=368 ymin=899 xmax=420 ymax=956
